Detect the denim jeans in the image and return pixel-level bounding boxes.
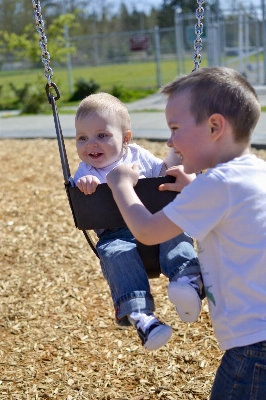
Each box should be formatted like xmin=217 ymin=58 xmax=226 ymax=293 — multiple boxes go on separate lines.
xmin=210 ymin=341 xmax=266 ymax=400
xmin=96 ymin=227 xmax=201 ymax=326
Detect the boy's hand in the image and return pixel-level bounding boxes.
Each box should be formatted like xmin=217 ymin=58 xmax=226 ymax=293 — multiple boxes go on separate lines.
xmin=106 ymin=164 xmax=139 ymax=190
xmin=159 ymin=165 xmax=196 ymax=192
xmin=76 ymin=175 xmax=101 ymax=195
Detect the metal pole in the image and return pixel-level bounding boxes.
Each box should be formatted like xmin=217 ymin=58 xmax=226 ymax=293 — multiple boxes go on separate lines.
xmin=220 ymin=16 xmax=226 ymax=67
xmin=179 ymin=13 xmax=185 ymax=73
xmin=238 ymin=12 xmax=244 ymax=74
xmin=140 ymin=12 xmax=145 ymax=31
xmin=244 ymin=13 xmax=249 ymax=70
xmin=174 ymin=6 xmax=184 ymax=75
xmin=206 ymin=6 xmax=213 ymax=67
xmin=215 ymin=0 xmax=222 ymax=66
xmin=62 ymin=1 xmax=74 ymax=94
xmin=255 ymin=11 xmax=260 ymax=83
xmin=154 ymin=26 xmax=162 ymax=88
xmin=216 ymin=0 xmax=220 ymax=21
xmin=92 ymin=10 xmax=99 ymax=66
xmin=261 ymin=0 xmax=266 ymax=84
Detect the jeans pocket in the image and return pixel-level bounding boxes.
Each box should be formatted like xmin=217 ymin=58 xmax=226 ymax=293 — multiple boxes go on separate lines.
xmin=250 ymin=363 xmax=266 ymax=400
xmin=261 ymin=341 xmax=266 ymax=351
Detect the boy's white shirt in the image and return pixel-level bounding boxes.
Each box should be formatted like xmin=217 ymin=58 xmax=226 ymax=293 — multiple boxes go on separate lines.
xmin=164 ymin=154 xmax=266 ymax=351
xmin=74 ymin=143 xmax=163 ymax=184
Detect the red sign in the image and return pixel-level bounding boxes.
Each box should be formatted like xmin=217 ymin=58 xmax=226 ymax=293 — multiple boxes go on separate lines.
xmin=130 ymin=36 xmax=149 ymax=51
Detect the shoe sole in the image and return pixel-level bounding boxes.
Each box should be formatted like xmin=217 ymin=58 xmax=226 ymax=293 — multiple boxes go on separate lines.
xmin=168 ymin=281 xmax=201 ymax=323
xmin=144 ymin=324 xmax=172 ymax=351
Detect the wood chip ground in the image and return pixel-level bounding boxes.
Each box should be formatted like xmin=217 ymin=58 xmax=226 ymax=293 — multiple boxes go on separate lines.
xmin=1 ymin=138 xmax=265 ymax=400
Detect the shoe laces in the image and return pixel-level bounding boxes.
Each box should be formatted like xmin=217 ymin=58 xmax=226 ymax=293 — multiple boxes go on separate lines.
xmin=176 ymin=275 xmax=200 ymax=291
xmin=130 ymin=312 xmax=158 ymax=333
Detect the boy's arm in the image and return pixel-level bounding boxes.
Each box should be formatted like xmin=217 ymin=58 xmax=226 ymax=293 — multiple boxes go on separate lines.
xmin=106 ymin=164 xmax=183 ymax=245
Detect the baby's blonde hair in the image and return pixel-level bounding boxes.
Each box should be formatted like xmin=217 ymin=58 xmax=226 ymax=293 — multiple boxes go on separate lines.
xmin=75 ymin=92 xmax=131 ymax=134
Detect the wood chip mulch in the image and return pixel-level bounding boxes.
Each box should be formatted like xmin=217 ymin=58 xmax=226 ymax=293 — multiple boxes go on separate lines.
xmin=1 ymin=137 xmax=265 ymax=400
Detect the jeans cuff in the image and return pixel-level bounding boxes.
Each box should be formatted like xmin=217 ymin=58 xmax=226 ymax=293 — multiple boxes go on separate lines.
xmin=115 ymin=294 xmax=155 ymax=323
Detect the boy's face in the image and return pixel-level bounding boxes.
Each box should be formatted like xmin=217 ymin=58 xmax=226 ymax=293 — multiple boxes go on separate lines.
xmin=75 ymin=111 xmax=129 ymax=168
xmin=165 ymin=91 xmax=213 ymax=174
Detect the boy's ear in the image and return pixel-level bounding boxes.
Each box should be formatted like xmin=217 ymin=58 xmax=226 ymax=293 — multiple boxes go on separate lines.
xmin=208 ymin=114 xmax=225 ymax=140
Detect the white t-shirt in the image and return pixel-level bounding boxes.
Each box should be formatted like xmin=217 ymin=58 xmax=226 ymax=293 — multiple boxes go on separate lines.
xmin=74 ymin=143 xmax=163 ymax=184
xmin=163 ymin=154 xmax=266 ymax=351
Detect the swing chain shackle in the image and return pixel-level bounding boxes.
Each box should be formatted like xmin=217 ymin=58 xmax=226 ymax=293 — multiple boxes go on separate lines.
xmin=192 ymin=0 xmax=205 ymax=71
xmin=32 ymin=0 xmax=53 ymax=85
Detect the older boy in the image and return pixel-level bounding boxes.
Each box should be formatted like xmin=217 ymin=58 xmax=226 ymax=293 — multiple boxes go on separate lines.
xmin=106 ymin=67 xmax=266 ymax=399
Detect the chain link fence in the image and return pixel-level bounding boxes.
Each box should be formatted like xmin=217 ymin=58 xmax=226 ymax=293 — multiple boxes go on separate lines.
xmin=2 ymin=5 xmax=266 ymax=86
xmin=66 ymin=6 xmax=266 ymax=85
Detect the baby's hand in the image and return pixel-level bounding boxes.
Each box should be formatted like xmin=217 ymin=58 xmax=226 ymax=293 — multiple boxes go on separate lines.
xmin=159 ymin=165 xmax=196 ymax=192
xmin=106 ymin=164 xmax=139 ymax=190
xmin=76 ymin=175 xmax=101 ymax=195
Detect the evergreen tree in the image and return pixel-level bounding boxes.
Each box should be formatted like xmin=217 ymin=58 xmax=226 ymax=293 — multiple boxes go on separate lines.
xmin=157 ymin=0 xmax=215 ymax=28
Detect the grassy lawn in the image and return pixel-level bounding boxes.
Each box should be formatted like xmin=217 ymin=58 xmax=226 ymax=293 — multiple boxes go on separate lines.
xmin=0 ymin=58 xmax=208 ymax=109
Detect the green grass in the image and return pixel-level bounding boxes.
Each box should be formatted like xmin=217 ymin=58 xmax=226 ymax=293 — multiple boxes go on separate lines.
xmin=0 ymin=57 xmax=207 ymax=109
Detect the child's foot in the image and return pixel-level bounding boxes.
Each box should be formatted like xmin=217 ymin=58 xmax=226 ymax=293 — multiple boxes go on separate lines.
xmin=168 ymin=276 xmax=202 ymax=323
xmin=128 ymin=312 xmax=172 ymax=351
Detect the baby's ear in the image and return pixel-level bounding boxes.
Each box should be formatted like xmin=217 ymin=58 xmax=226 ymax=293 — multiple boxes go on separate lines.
xmin=124 ymin=130 xmax=132 ymax=143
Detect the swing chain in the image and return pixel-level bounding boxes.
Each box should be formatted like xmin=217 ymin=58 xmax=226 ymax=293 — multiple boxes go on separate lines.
xmin=192 ymin=0 xmax=205 ymax=71
xmin=31 ymin=0 xmax=53 ymax=85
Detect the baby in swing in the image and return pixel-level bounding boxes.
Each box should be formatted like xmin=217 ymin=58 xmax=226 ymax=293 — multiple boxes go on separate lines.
xmin=73 ymin=92 xmax=204 ymax=351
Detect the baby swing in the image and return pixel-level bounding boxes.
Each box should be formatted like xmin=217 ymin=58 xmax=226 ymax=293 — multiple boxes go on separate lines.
xmin=31 ymin=0 xmax=205 ymax=278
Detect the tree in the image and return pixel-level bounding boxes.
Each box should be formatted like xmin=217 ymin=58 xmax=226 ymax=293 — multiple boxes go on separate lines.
xmin=0 ymin=0 xmax=35 ymax=34
xmin=157 ymin=0 xmax=216 ymax=28
xmin=0 ymin=14 xmax=77 ymax=64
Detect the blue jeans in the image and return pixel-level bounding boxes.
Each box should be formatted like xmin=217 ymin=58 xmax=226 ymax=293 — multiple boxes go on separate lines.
xmin=96 ymin=227 xmax=201 ymax=326
xmin=210 ymin=341 xmax=266 ymax=400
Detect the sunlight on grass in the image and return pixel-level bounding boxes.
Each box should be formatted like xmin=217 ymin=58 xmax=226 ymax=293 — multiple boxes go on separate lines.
xmin=0 ymin=58 xmax=208 ymax=107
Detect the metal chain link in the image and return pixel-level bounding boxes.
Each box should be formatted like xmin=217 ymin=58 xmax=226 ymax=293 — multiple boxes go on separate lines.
xmin=32 ymin=0 xmax=53 ymax=85
xmin=192 ymin=0 xmax=205 ymax=71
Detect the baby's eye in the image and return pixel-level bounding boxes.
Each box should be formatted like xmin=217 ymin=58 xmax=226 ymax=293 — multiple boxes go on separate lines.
xmin=98 ymin=133 xmax=106 ymax=139
xmin=78 ymin=136 xmax=88 ymax=141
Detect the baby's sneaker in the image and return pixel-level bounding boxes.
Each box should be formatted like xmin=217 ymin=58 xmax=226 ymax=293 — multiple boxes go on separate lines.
xmin=168 ymin=275 xmax=202 ymax=323
xmin=129 ymin=312 xmax=172 ymax=351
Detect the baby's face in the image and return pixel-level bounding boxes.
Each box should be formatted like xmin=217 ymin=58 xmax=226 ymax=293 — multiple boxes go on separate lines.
xmin=75 ymin=111 xmax=126 ymax=168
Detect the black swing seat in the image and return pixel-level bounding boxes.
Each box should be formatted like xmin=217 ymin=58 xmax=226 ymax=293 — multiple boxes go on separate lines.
xmin=47 ymin=85 xmax=178 ymax=279
xmin=66 ymin=175 xmax=177 ymax=278
xmin=67 ymin=175 xmax=176 ymax=230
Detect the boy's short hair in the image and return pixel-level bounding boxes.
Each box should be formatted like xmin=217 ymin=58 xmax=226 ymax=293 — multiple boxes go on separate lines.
xmin=160 ymin=67 xmax=261 ymax=143
xmin=76 ymin=92 xmax=131 ymax=133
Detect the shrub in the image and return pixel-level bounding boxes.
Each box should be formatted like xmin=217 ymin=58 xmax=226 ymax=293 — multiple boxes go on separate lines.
xmin=9 ymin=82 xmax=30 ymax=108
xmin=69 ymin=78 xmax=100 ymax=101
xmin=20 ymin=84 xmax=49 ymax=114
xmin=110 ymin=84 xmax=125 ymax=99
xmin=110 ymin=84 xmax=156 ymax=103
xmin=9 ymin=81 xmax=49 ymax=114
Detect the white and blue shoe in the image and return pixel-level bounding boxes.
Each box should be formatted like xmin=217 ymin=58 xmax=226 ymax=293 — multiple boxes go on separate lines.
xmin=129 ymin=312 xmax=172 ymax=351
